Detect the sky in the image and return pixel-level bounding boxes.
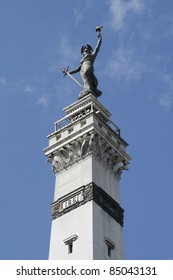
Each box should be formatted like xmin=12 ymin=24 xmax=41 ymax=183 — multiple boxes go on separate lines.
xmin=0 ymin=0 xmax=173 ymax=260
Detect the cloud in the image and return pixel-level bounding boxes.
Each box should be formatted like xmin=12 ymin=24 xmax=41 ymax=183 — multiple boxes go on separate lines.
xmin=108 ymin=0 xmax=144 ymax=31
xmin=156 ymin=15 xmax=173 ymax=39
xmin=0 ymin=78 xmax=6 ymax=85
xmin=84 ymin=0 xmax=93 ymax=9
xmin=46 ymin=34 xmax=79 ymax=75
xmin=57 ymin=35 xmax=78 ymax=66
xmin=163 ymin=74 xmax=173 ymax=91
xmin=37 ymin=96 xmax=49 ymax=107
xmin=24 ymin=85 xmax=49 ymax=107
xmin=73 ymin=8 xmax=84 ymax=25
xmin=105 ymin=46 xmax=146 ymax=81
xmin=159 ymin=93 xmax=173 ymax=111
xmin=24 ymin=86 xmax=36 ymax=93
xmin=158 ymin=74 xmax=173 ymax=111
xmin=0 ymin=78 xmax=6 ymax=95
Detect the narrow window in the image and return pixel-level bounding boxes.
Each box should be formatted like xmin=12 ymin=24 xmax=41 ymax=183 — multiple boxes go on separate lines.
xmin=105 ymin=238 xmax=115 ymax=258
xmin=107 ymin=244 xmax=112 ymax=257
xmin=64 ymin=234 xmax=78 ymax=255
xmin=68 ymin=242 xmax=73 ymax=254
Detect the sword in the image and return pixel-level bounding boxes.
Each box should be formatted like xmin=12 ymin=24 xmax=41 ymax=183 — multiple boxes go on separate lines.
xmin=60 ymin=67 xmax=83 ymax=88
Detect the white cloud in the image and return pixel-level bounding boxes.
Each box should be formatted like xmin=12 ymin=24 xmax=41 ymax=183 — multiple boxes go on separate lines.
xmin=73 ymin=8 xmax=84 ymax=24
xmin=108 ymin=0 xmax=144 ymax=31
xmin=157 ymin=15 xmax=173 ymax=38
xmin=24 ymin=86 xmax=35 ymax=93
xmin=0 ymin=78 xmax=6 ymax=85
xmin=37 ymin=96 xmax=49 ymax=107
xmin=57 ymin=35 xmax=78 ymax=66
xmin=105 ymin=46 xmax=146 ymax=81
xmin=0 ymin=74 xmax=55 ymax=109
xmin=159 ymin=93 xmax=173 ymax=111
xmin=23 ymin=82 xmax=51 ymax=107
xmin=163 ymin=74 xmax=173 ymax=91
xmin=84 ymin=0 xmax=93 ymax=9
xmin=46 ymin=35 xmax=78 ymax=74
xmin=158 ymin=74 xmax=173 ymax=111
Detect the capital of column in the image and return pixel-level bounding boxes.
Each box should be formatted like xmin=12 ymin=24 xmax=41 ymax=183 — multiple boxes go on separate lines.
xmin=47 ymin=132 xmax=128 ymax=176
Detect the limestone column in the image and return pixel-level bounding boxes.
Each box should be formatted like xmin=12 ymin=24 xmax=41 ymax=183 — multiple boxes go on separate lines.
xmin=44 ymin=94 xmax=131 ymax=260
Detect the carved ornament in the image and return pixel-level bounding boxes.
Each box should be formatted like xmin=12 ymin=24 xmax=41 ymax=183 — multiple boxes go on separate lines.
xmin=47 ymin=133 xmax=128 ymax=176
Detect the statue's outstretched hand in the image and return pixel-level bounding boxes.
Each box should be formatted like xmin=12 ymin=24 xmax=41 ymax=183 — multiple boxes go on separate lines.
xmin=60 ymin=66 xmax=69 ymax=77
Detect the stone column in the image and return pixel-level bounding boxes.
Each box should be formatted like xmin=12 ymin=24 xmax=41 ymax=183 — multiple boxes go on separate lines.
xmin=44 ymin=94 xmax=131 ymax=260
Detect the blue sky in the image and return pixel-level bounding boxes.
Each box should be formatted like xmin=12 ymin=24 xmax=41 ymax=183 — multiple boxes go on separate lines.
xmin=0 ymin=0 xmax=173 ymax=260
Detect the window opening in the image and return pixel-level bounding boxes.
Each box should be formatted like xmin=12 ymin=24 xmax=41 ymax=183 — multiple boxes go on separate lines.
xmin=105 ymin=238 xmax=115 ymax=258
xmin=64 ymin=234 xmax=78 ymax=255
xmin=68 ymin=242 xmax=73 ymax=254
xmin=108 ymin=244 xmax=112 ymax=257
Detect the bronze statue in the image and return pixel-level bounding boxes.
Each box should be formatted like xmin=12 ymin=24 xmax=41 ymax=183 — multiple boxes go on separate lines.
xmin=61 ymin=26 xmax=103 ymax=99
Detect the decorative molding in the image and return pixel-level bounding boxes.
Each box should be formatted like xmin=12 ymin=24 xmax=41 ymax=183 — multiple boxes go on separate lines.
xmin=51 ymin=182 xmax=124 ymax=227
xmin=105 ymin=238 xmax=115 ymax=249
xmin=69 ymin=107 xmax=91 ymax=122
xmin=47 ymin=132 xmax=128 ymax=176
xmin=64 ymin=234 xmax=78 ymax=245
xmin=51 ymin=184 xmax=93 ymax=221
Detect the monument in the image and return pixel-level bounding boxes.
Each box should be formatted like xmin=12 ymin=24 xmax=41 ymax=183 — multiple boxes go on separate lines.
xmin=44 ymin=27 xmax=131 ymax=259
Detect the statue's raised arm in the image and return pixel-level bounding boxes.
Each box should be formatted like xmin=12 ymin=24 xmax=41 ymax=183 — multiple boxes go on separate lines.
xmin=92 ymin=26 xmax=103 ymax=58
xmin=61 ymin=26 xmax=103 ymax=100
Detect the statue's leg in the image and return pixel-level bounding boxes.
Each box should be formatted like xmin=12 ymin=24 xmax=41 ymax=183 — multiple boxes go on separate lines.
xmin=80 ymin=65 xmax=93 ymax=90
xmin=92 ymin=73 xmax=98 ymax=89
xmin=79 ymin=65 xmax=102 ymax=99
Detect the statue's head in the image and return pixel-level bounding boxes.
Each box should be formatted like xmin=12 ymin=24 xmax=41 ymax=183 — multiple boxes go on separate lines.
xmin=81 ymin=44 xmax=93 ymax=55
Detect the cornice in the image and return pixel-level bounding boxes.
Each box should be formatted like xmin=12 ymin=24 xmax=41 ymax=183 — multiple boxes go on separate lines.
xmin=47 ymin=131 xmax=129 ymax=176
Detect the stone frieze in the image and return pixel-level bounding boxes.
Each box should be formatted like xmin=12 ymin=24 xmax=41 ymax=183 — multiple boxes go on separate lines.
xmin=51 ymin=182 xmax=124 ymax=226
xmin=47 ymin=133 xmax=128 ymax=176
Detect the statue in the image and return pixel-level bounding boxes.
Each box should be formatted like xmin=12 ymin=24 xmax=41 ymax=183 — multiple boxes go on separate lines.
xmin=61 ymin=26 xmax=103 ymax=99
